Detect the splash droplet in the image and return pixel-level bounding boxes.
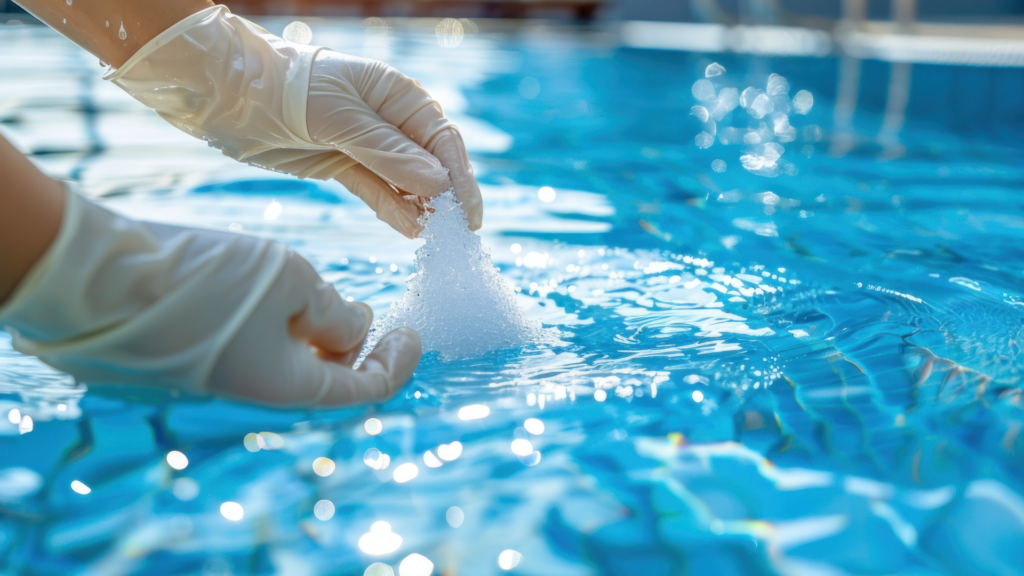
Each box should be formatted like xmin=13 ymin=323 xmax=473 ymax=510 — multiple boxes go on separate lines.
xmin=314 ymin=499 xmax=335 ymax=520
xmin=792 ymin=90 xmax=814 ymax=115
xmin=691 ymin=79 xmax=715 ymax=102
xmin=705 ymin=62 xmax=725 ymax=77
xmin=118 ymin=21 xmax=126 ymax=41
xmin=767 ymin=73 xmax=790 ymax=96
xmin=446 ymin=506 xmax=464 ymax=527
xmin=747 ymin=93 xmax=773 ymax=119
xmin=282 ymin=21 xmax=312 ymax=45
xmin=435 ymin=18 xmax=464 ymax=48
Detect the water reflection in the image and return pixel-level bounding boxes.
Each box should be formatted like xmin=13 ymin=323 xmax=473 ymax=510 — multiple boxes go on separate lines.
xmin=359 ymin=521 xmax=403 ymax=555
xmin=219 ymin=502 xmax=243 ymax=521
xmin=1 ymin=16 xmax=1023 ymax=576
xmin=165 ymin=450 xmax=188 ymax=470
xmin=497 ymin=549 xmax=522 ymax=570
xmin=314 ymin=499 xmax=335 ymax=521
xmin=392 ymin=463 xmax=418 ymax=483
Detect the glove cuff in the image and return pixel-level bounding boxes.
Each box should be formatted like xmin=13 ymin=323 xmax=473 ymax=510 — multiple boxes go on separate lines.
xmin=104 ymin=5 xmax=326 ymax=156
xmin=0 ymin=186 xmax=287 ymax=393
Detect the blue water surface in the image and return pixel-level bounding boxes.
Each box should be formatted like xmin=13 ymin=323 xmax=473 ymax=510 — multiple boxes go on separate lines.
xmin=1 ymin=18 xmax=1023 ymax=576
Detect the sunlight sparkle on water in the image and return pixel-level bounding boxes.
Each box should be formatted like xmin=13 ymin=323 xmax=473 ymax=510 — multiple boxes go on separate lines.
xmin=446 ymin=506 xmax=464 ymax=528
xmin=537 ymin=186 xmax=556 ymax=202
xmin=365 ymin=564 xmax=394 ymax=576
xmin=312 ymin=457 xmax=336 ymax=477
xmin=423 ymin=451 xmax=443 ymax=468
xmin=364 ymin=448 xmax=391 ymax=470
xmin=358 ymin=521 xmax=403 ymax=555
xmin=524 ymin=418 xmax=545 ymax=435
xmin=393 ymin=463 xmax=419 ymax=483
xmin=243 ymin=433 xmax=261 ymax=452
xmin=220 ymin=502 xmax=244 ymax=521
xmin=172 ymin=478 xmax=199 ymax=501
xmin=166 ymin=451 xmax=188 ymax=470
xmin=263 ymin=200 xmax=282 ymax=220
xmin=511 ymin=439 xmax=534 ymax=456
xmin=498 ymin=549 xmax=523 ymax=570
xmin=399 ymin=553 xmax=434 ymax=576
xmin=364 ymin=418 xmax=382 ymax=435
xmin=256 ymin=432 xmax=283 ymax=450
xmin=692 ymin=390 xmax=705 ymax=402
xmin=458 ymin=405 xmax=490 ymax=420
xmin=314 ymin=499 xmax=335 ymax=521
xmin=71 ymin=480 xmax=90 ymax=495
xmin=437 ymin=442 xmax=463 ymax=461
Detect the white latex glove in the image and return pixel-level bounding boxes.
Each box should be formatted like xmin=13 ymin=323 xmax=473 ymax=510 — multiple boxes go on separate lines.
xmin=0 ymin=188 xmax=420 ymax=406
xmin=104 ymin=5 xmax=482 ymax=239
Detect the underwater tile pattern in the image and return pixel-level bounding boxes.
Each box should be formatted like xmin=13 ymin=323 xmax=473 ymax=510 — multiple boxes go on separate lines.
xmin=1 ymin=19 xmax=1024 ymax=576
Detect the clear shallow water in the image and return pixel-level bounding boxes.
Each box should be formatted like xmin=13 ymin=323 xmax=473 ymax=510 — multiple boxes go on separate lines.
xmin=2 ymin=19 xmax=1024 ymax=576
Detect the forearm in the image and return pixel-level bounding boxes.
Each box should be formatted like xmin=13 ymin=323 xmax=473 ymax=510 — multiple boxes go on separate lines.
xmin=0 ymin=134 xmax=65 ymax=306
xmin=12 ymin=0 xmax=212 ymax=68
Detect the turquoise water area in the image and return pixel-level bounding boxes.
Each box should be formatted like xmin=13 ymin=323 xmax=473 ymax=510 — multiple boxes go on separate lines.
xmin=1 ymin=19 xmax=1024 ymax=576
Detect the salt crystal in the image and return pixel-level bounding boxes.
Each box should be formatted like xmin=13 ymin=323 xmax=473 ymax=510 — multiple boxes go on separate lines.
xmin=368 ymin=190 xmax=540 ymax=359
xmin=740 ymin=87 xmax=761 ymax=109
xmin=718 ymin=127 xmax=743 ymax=145
xmin=710 ymin=87 xmax=739 ymax=121
xmin=748 ymin=93 xmax=772 ymax=119
xmin=772 ymin=113 xmax=796 ymax=142
xmin=792 ymin=90 xmax=814 ymax=114
xmin=763 ymin=142 xmax=784 ymax=161
xmin=705 ymin=62 xmax=726 ymax=78
xmin=711 ymin=159 xmax=727 ymax=173
xmin=691 ymin=79 xmax=716 ymax=102
xmin=690 ymin=106 xmax=709 ymax=122
xmin=695 ymin=132 xmax=714 ymax=149
xmin=767 ymin=73 xmax=790 ymax=96
xmin=740 ymin=143 xmax=785 ymax=177
xmin=771 ymin=93 xmax=791 ymax=115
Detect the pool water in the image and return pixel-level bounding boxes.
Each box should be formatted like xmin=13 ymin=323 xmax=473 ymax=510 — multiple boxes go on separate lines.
xmin=2 ymin=18 xmax=1024 ymax=576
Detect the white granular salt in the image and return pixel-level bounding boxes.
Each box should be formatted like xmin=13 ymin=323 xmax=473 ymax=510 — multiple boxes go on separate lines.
xmin=369 ymin=190 xmax=540 ymax=359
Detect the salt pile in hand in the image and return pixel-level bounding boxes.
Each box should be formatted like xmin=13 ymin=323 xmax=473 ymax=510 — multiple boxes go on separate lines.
xmin=369 ymin=190 xmax=540 ymax=359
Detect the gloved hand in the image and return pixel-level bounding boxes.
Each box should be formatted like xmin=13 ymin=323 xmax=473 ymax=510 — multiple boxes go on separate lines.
xmin=104 ymin=5 xmax=482 ymax=239
xmin=0 ymin=187 xmax=420 ymax=406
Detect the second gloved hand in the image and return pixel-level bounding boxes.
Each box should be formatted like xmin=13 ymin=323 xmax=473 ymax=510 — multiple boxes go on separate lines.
xmin=0 ymin=188 xmax=420 ymax=406
xmin=209 ymin=251 xmax=422 ymax=406
xmin=105 ymin=5 xmax=482 ymax=239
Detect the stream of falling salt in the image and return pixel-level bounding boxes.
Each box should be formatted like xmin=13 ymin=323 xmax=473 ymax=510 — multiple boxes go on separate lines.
xmin=366 ymin=190 xmax=541 ymax=359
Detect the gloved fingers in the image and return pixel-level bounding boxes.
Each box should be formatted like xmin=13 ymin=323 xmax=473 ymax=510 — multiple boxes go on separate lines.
xmin=335 ymin=164 xmax=425 ymax=239
xmin=315 ymin=327 xmax=422 ymax=405
xmin=314 ymin=53 xmax=450 ymax=158
xmin=428 ymin=128 xmax=483 ymax=230
xmin=343 ymin=143 xmax=452 ymax=199
xmin=289 ymin=276 xmax=373 ymax=366
xmin=307 ymin=55 xmax=452 ymax=197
